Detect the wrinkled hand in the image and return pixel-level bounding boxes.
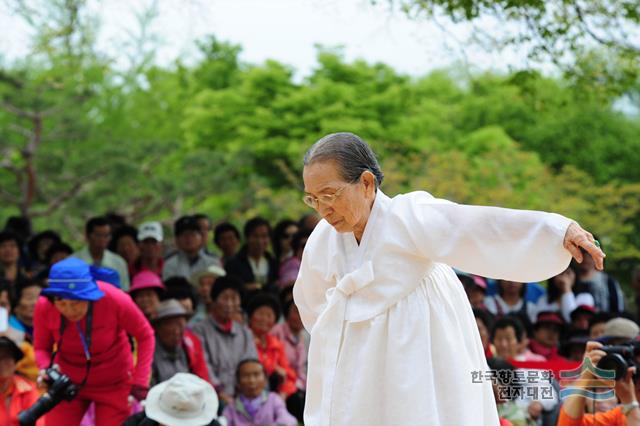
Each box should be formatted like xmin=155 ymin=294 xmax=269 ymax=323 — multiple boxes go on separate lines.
xmin=563 ymin=222 xmax=606 ymax=270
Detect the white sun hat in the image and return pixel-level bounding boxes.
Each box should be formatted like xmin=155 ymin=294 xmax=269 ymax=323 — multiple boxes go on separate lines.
xmin=144 ymin=373 xmax=219 ymax=426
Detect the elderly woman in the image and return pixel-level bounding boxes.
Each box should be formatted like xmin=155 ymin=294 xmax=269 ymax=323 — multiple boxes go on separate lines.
xmin=293 ymin=132 xmax=605 ymax=426
xmin=33 ymin=257 xmax=155 ymax=425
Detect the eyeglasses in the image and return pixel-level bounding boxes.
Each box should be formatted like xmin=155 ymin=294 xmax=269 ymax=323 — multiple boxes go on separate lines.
xmin=303 ymin=185 xmax=348 ymax=210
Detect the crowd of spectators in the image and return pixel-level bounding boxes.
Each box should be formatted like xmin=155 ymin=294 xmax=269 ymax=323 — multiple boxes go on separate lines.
xmin=0 ymin=213 xmax=316 ymax=425
xmin=464 ymin=242 xmax=640 ymax=426
xmin=0 ymin=212 xmax=639 ymax=425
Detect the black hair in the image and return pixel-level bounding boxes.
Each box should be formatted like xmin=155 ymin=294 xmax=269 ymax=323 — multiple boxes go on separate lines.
xmin=292 ymin=229 xmax=311 ymax=253
xmin=11 ymin=278 xmax=43 ymax=312
xmin=162 ymin=276 xmax=198 ymax=311
xmin=244 ymin=217 xmax=271 ymax=239
xmin=496 ymin=280 xmax=526 ymax=299
xmin=210 ymin=275 xmax=244 ymax=302
xmin=235 ymin=358 xmax=265 ymax=381
xmin=486 ymin=357 xmax=520 ymax=400
xmin=109 ymin=225 xmax=138 ymax=252
xmin=44 ymin=242 xmax=74 ymax=265
xmin=214 ymin=222 xmax=241 ymax=245
xmin=4 ymin=216 xmax=31 ymax=242
xmin=85 ymin=216 xmax=110 ymax=235
xmin=193 ymin=213 xmax=212 ymax=226
xmin=246 ymin=292 xmax=281 ymax=322
xmin=272 ymin=219 xmax=297 ymax=261
xmin=27 ymin=230 xmax=61 ymax=262
xmin=303 ymin=132 xmax=384 ymax=187
xmin=473 ymin=308 xmax=495 ymax=332
xmin=0 ymin=230 xmax=20 ymax=246
xmin=491 ymin=316 xmax=525 ymax=343
xmin=279 ymin=285 xmax=294 ymax=308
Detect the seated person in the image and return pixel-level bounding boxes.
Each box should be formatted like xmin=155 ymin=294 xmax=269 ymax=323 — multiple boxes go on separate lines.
xmin=162 ymin=276 xmax=199 ymax=316
xmin=529 ymin=311 xmax=567 ymax=361
xmin=191 ymin=276 xmax=257 ymax=405
xmin=223 ymin=359 xmax=297 ymax=426
xmin=7 ymin=279 xmax=43 ymax=381
xmin=0 ymin=336 xmax=42 ymax=425
xmin=473 ymin=307 xmax=495 ymax=359
xmin=151 ymin=299 xmax=209 ymax=385
xmin=246 ymin=293 xmax=297 ymax=399
xmin=129 ymin=270 xmax=165 ymax=321
xmin=589 ymin=312 xmax=614 ymax=340
xmin=487 ymin=357 xmax=529 ymax=426
xmin=189 ymin=265 xmax=227 ymax=323
xmin=557 ymin=341 xmax=640 ymax=425
xmin=124 ymin=372 xmax=221 ymax=426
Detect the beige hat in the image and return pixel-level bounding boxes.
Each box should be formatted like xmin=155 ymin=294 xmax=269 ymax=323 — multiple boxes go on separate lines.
xmin=602 ymin=318 xmax=640 ymax=341
xmin=189 ymin=265 xmax=226 ymax=286
xmin=152 ymin=299 xmax=190 ymax=325
xmin=145 ymin=373 xmax=218 ymax=426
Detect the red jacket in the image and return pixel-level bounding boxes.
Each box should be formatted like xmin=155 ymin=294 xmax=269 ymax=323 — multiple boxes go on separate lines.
xmin=184 ymin=328 xmax=210 ymax=383
xmin=34 ymin=281 xmax=155 ymax=388
xmin=255 ymin=334 xmax=297 ymax=397
xmin=0 ymin=375 xmax=43 ymax=426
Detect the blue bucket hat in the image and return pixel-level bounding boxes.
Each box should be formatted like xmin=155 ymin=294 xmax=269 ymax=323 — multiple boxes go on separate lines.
xmin=90 ymin=265 xmax=121 ymax=289
xmin=43 ymin=257 xmax=105 ymax=301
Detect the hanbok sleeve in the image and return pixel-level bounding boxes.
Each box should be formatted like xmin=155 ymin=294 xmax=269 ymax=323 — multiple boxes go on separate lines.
xmin=292 ymin=224 xmax=335 ymax=333
xmin=404 ymin=192 xmax=573 ymax=282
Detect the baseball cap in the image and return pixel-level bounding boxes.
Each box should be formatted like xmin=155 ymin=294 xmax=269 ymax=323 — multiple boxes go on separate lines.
xmin=138 ymin=221 xmax=164 ymax=242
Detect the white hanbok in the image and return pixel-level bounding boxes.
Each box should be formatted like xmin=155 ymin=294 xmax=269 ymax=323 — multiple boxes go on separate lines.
xmin=293 ymin=190 xmax=573 ymax=426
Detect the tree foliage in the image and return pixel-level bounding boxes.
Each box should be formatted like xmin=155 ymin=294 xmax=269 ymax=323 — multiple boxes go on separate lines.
xmin=1 ymin=0 xmax=639 ymax=285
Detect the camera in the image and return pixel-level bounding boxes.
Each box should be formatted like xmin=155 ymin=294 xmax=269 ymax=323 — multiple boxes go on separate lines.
xmin=18 ymin=368 xmax=79 ymax=426
xmin=597 ymin=340 xmax=640 ymax=381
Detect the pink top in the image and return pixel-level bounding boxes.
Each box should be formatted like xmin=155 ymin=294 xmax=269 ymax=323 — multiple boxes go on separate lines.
xmin=270 ymin=322 xmax=306 ymax=390
xmin=34 ymin=281 xmax=155 ymax=388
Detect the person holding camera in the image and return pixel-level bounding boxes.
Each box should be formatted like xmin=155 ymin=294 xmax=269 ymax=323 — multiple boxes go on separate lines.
xmin=559 ymin=340 xmax=640 ymax=425
xmin=30 ymin=257 xmax=155 ymax=426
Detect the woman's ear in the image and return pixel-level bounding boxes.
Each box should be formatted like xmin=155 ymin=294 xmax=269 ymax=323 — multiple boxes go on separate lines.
xmin=361 ymin=170 xmax=376 ymax=196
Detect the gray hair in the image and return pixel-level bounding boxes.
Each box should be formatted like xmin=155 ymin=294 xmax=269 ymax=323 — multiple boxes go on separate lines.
xmin=303 ymin=132 xmax=384 ymax=187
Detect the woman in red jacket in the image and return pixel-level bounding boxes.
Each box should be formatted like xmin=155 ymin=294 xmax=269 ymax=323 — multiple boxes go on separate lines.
xmin=247 ymin=293 xmax=297 ymax=399
xmin=34 ymin=257 xmax=155 ymax=426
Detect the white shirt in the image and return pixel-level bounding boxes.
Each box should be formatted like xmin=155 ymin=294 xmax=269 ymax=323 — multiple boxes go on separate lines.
xmin=294 ymin=190 xmax=572 ymax=426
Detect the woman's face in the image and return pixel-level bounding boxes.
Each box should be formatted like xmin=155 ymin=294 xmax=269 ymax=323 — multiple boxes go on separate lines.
xmin=156 ymin=316 xmax=186 ymax=350
xmin=250 ymin=306 xmax=276 ymax=336
xmin=198 ymin=276 xmax=216 ymax=305
xmin=492 ymin=326 xmax=519 ymax=359
xmin=0 ymin=240 xmax=19 ymax=265
xmin=133 ymin=289 xmax=161 ymax=319
xmin=212 ymin=289 xmax=240 ymax=322
xmin=279 ymin=225 xmax=298 ymax=254
xmin=54 ymin=298 xmax=90 ymax=322
xmin=217 ymin=231 xmax=240 ymax=257
xmin=247 ymin=225 xmax=271 ymax=257
xmin=237 ymin=361 xmax=266 ymax=398
xmin=116 ymin=235 xmax=140 ymax=264
xmin=500 ymin=281 xmax=523 ymax=298
xmin=15 ymin=285 xmax=41 ymax=325
xmin=303 ymin=161 xmax=376 ymax=236
xmin=475 ymin=317 xmax=490 ymax=349
xmin=0 ymin=349 xmax=16 ymax=380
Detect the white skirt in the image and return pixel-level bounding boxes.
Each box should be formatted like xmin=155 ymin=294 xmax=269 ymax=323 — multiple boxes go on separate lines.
xmin=313 ymin=264 xmax=499 ymax=426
